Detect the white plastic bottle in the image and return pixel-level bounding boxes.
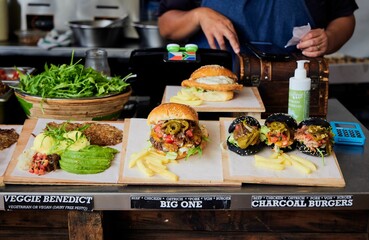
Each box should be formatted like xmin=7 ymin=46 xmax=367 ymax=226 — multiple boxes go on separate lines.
xmin=288 ymin=60 xmax=311 ymax=122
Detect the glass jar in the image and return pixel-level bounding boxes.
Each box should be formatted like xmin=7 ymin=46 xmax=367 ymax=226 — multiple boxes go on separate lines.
xmin=84 ymin=48 xmax=111 ymax=76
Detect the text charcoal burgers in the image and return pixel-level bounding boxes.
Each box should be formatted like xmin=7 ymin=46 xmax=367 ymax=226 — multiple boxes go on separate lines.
xmin=147 ymin=103 xmax=209 ymax=160
xmin=181 ymin=64 xmax=243 ymax=101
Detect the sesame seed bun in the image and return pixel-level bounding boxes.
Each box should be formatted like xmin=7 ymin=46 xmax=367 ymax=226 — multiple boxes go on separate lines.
xmin=181 ymin=65 xmax=243 ymax=101
xmin=147 ymin=103 xmax=198 ymax=125
xmin=189 ymin=64 xmax=237 ymax=81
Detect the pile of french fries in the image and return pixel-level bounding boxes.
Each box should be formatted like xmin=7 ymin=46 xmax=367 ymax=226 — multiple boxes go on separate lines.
xmin=170 ymin=88 xmax=203 ymax=106
xmin=129 ymin=149 xmax=179 ymax=181
xmin=254 ymin=152 xmax=317 ymax=174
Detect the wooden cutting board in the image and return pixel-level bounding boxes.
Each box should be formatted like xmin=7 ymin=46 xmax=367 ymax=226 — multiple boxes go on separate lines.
xmin=119 ymin=118 xmax=240 ymax=186
xmin=0 ymin=125 xmax=23 ymax=186
xmin=162 ymin=86 xmax=265 ymax=114
xmin=4 ymin=119 xmax=125 ymax=186
xmin=220 ymin=118 xmax=346 ymax=187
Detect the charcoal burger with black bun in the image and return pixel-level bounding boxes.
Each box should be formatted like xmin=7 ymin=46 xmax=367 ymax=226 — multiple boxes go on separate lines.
xmin=181 ymin=64 xmax=243 ymax=101
xmin=260 ymin=113 xmax=298 ymax=153
xmin=147 ymin=103 xmax=209 ymax=160
xmin=227 ymin=116 xmax=264 ymax=156
xmin=294 ymin=117 xmax=334 ymax=157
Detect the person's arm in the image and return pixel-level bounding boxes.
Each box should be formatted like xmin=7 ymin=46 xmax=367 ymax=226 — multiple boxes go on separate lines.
xmin=297 ymin=15 xmax=356 ymax=57
xmin=158 ymin=9 xmax=202 ymax=41
xmin=325 ymin=15 xmax=356 ymax=53
xmin=158 ymin=7 xmax=240 ymax=53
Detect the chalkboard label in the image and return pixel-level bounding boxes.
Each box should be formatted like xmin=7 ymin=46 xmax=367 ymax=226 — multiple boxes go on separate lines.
xmin=251 ymin=195 xmax=353 ymax=209
xmin=131 ymin=196 xmax=231 ymax=209
xmin=3 ymin=194 xmax=94 ymax=212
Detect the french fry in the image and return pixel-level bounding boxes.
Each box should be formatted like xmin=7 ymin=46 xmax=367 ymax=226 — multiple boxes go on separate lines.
xmin=291 ymin=159 xmax=312 ymax=174
xmin=290 ymin=154 xmax=317 ymax=171
xmin=282 ymin=153 xmax=312 ymax=174
xmin=147 ymin=155 xmax=166 ymax=164
xmin=270 ymin=152 xmax=280 ymax=159
xmin=129 ymin=148 xmax=179 ymax=181
xmin=254 ymin=152 xmax=317 ymax=174
xmin=278 ymin=154 xmax=288 ymax=164
xmin=255 ymin=154 xmax=284 ymax=164
xmin=170 ymin=89 xmax=203 ymax=106
xmin=157 ymin=169 xmax=179 ymax=181
xmin=278 ymin=155 xmax=292 ymax=166
xmin=170 ymin=96 xmax=203 ymax=106
xmin=147 ymin=161 xmax=167 ymax=171
xmin=136 ymin=159 xmax=155 ymax=177
xmin=129 ymin=149 xmax=150 ymax=168
xmin=149 ymin=151 xmax=171 ymax=164
xmin=255 ymin=159 xmax=285 ymax=170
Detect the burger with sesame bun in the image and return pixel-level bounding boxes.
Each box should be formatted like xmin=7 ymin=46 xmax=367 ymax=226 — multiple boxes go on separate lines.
xmin=181 ymin=64 xmax=243 ymax=101
xmin=147 ymin=103 xmax=209 ymax=160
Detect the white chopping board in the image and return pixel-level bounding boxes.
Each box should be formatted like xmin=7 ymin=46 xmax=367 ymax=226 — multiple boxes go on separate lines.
xmin=0 ymin=125 xmax=23 ymax=186
xmin=162 ymin=86 xmax=265 ymax=113
xmin=220 ymin=118 xmax=346 ymax=187
xmin=4 ymin=118 xmax=125 ymax=185
xmin=120 ymin=118 xmax=239 ymax=186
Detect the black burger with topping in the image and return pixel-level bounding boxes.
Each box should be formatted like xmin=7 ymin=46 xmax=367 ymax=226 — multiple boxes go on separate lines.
xmin=227 ymin=116 xmax=263 ymax=156
xmin=294 ymin=117 xmax=334 ymax=158
xmin=260 ymin=113 xmax=298 ymax=153
xmin=147 ymin=103 xmax=208 ymax=160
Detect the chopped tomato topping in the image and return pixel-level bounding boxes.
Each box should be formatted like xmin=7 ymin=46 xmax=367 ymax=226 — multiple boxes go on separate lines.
xmin=185 ymin=129 xmax=193 ymax=138
xmin=164 ymin=135 xmax=174 ymax=143
xmin=29 ymin=152 xmax=53 ymax=175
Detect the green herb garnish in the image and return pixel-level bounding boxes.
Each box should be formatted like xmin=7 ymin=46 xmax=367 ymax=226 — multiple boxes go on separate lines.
xmin=43 ymin=122 xmax=90 ymax=153
xmin=14 ymin=52 xmax=131 ymax=98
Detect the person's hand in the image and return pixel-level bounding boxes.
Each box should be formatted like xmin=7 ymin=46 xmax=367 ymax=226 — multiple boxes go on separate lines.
xmin=197 ymin=7 xmax=240 ymax=53
xmin=296 ymin=28 xmax=328 ymax=57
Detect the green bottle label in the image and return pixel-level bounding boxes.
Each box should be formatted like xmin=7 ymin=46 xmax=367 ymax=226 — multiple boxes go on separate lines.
xmin=288 ymin=89 xmax=310 ymax=122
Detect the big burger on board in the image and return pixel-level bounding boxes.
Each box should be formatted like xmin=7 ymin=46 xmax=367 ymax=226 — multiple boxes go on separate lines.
xmin=181 ymin=64 xmax=243 ymax=101
xmin=147 ymin=103 xmax=209 ymax=160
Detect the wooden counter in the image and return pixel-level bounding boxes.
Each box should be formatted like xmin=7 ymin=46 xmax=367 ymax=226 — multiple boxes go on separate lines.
xmin=1 ymin=99 xmax=369 ymax=239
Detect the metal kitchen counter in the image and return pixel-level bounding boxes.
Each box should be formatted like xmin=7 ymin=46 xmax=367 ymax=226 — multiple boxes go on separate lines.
xmin=0 ymin=98 xmax=368 ymax=211
xmin=2 ymin=43 xmax=368 ymax=84
xmin=0 ymin=41 xmax=140 ymax=59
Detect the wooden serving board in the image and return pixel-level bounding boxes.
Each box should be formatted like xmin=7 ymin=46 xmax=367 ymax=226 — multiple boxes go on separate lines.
xmin=0 ymin=125 xmax=23 ymax=186
xmin=220 ymin=118 xmax=346 ymax=187
xmin=4 ymin=119 xmax=125 ymax=186
xmin=162 ymin=86 xmax=265 ymax=114
xmin=119 ymin=118 xmax=240 ymax=186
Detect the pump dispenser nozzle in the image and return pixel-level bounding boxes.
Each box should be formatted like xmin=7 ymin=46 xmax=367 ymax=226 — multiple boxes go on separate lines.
xmin=294 ymin=60 xmax=309 ymax=79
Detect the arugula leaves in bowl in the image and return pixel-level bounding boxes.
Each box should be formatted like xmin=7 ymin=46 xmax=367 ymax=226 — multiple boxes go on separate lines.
xmin=14 ymin=57 xmax=131 ymax=99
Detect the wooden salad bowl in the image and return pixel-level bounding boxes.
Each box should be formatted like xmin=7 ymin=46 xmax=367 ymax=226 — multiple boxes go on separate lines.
xmin=14 ymin=87 xmax=132 ymax=121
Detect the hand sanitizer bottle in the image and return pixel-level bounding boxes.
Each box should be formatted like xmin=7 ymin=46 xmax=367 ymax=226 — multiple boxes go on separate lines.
xmin=288 ymin=60 xmax=311 ymax=122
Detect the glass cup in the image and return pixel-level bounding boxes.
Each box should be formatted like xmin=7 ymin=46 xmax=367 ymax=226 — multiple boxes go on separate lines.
xmin=84 ymin=48 xmax=111 ymax=76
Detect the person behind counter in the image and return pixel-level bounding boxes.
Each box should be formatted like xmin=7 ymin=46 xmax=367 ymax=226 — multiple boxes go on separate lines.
xmin=157 ymin=0 xmax=358 ymax=58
